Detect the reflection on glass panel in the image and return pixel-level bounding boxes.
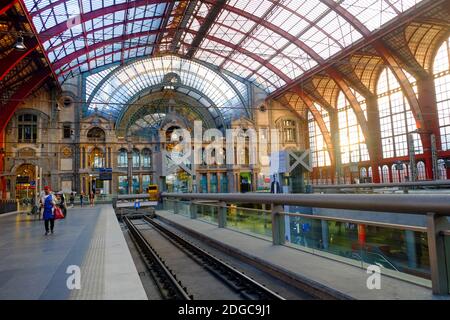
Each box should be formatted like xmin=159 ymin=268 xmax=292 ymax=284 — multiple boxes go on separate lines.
xmin=132 ymin=175 xmax=140 ymax=194
xmin=142 ymin=175 xmax=151 ymax=192
xmin=118 ymin=176 xmax=128 ymax=195
xmin=285 ymin=214 xmax=430 ymax=284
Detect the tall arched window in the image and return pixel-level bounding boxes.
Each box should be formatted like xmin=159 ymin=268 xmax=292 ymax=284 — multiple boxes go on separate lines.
xmin=308 ymin=105 xmax=331 ymax=168
xmin=417 ymin=161 xmax=426 ymax=181
xmin=433 ymin=37 xmax=450 ymax=151
xmin=141 ymin=148 xmax=152 ymax=168
xmin=377 ymin=68 xmax=423 ymax=158
xmin=391 ymin=164 xmax=400 ymax=183
xmin=117 ymin=148 xmax=128 ymax=168
xmin=337 ymin=91 xmax=369 ymax=164
xmin=382 ymin=165 xmax=390 ymax=183
xmin=392 ymin=163 xmax=408 ymax=183
xmin=89 ymin=147 xmax=105 ymax=168
xmin=360 ymin=167 xmax=367 ymax=178
xmin=132 ymin=148 xmax=140 ymax=168
xmin=438 ymin=159 xmax=448 ymax=180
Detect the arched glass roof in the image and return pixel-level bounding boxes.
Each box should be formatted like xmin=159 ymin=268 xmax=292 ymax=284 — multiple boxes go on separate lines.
xmin=23 ymin=0 xmax=425 ymax=93
xmin=87 ymin=55 xmax=246 ymax=121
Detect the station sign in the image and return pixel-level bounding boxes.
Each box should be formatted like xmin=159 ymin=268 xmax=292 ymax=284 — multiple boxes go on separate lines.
xmin=98 ymin=168 xmax=113 ymax=181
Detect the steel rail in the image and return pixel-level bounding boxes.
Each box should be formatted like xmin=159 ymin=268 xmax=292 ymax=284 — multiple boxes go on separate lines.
xmin=124 ymin=217 xmax=192 ymax=300
xmin=143 ymin=216 xmax=286 ymax=300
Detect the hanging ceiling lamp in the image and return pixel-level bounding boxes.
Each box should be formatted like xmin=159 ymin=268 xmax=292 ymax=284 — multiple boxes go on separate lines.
xmin=14 ymin=34 xmax=27 ymax=51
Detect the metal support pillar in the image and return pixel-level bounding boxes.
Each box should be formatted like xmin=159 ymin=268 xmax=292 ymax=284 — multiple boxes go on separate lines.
xmin=218 ymin=201 xmax=227 ymax=228
xmin=427 ymin=212 xmax=450 ymax=295
xmin=189 ymin=201 xmax=197 ymax=219
xmin=173 ymin=199 xmax=179 ymax=215
xmin=271 ymin=204 xmax=285 ymax=245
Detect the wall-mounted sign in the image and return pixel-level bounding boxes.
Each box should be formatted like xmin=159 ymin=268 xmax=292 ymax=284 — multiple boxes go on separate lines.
xmin=16 ymin=176 xmax=30 ymax=184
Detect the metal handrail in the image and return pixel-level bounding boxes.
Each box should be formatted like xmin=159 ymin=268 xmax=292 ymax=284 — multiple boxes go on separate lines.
xmin=161 ymin=192 xmax=450 ymax=215
xmin=312 ymin=180 xmax=450 ymax=189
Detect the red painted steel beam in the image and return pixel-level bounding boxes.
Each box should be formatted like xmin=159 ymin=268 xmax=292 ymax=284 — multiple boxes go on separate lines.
xmin=47 ymin=14 xmax=169 ymax=54
xmin=0 ymin=69 xmax=50 ymax=133
xmin=203 ymin=0 xmax=324 ymax=63
xmin=120 ymin=0 xmax=132 ymax=65
xmin=154 ymin=1 xmax=176 ymax=54
xmin=217 ymin=0 xmax=280 ymax=69
xmin=268 ymin=0 xmax=445 ymax=99
xmin=0 ymin=37 xmax=38 ymax=81
xmin=58 ymin=38 xmax=276 ymax=89
xmin=53 ymin=28 xmax=291 ymax=84
xmin=0 ymin=129 xmax=6 ymax=199
xmin=0 ymin=0 xmax=18 ymax=15
xmin=77 ymin=0 xmax=91 ymax=79
xmin=326 ymin=68 xmax=370 ymax=139
xmin=18 ymin=1 xmax=58 ymax=87
xmin=294 ymin=89 xmax=335 ymax=165
xmin=39 ymin=0 xmax=172 ymax=39
xmin=320 ymin=0 xmax=426 ymax=130
xmin=52 ymin=30 xmax=163 ymax=70
xmin=187 ymin=31 xmax=291 ymax=83
xmin=186 ymin=0 xmax=226 ymax=58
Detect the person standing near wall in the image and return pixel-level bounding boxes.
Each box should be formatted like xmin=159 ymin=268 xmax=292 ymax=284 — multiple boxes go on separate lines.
xmin=89 ymin=192 xmax=95 ymax=207
xmin=42 ymin=186 xmax=56 ymax=236
xmin=69 ymin=192 xmax=75 ymax=208
xmin=79 ymin=193 xmax=84 ymax=207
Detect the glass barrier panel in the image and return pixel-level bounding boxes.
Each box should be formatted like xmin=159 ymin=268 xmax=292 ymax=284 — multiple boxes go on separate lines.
xmin=196 ymin=204 xmax=219 ymax=224
xmin=226 ymin=207 xmax=272 ymax=239
xmin=284 ymin=214 xmax=431 ymax=286
xmin=178 ymin=201 xmax=191 ymax=217
xmin=163 ymin=199 xmax=175 ymax=211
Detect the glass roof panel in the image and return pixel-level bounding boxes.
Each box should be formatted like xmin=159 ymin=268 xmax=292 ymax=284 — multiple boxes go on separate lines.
xmin=87 ymin=55 xmax=246 ymax=122
xmin=23 ymin=0 xmax=426 ymax=93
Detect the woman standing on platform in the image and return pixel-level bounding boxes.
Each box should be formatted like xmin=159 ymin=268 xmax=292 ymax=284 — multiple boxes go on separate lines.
xmin=42 ymin=186 xmax=56 ymax=236
xmin=89 ymin=192 xmax=95 ymax=207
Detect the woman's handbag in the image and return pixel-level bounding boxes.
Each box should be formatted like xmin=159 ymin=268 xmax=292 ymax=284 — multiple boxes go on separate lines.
xmin=54 ymin=206 xmax=65 ymax=219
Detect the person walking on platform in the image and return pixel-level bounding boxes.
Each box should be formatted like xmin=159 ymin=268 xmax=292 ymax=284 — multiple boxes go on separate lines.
xmin=79 ymin=193 xmax=84 ymax=207
xmin=57 ymin=192 xmax=67 ymax=218
xmin=69 ymin=192 xmax=75 ymax=208
xmin=89 ymin=192 xmax=95 ymax=207
xmin=42 ymin=186 xmax=56 ymax=236
xmin=39 ymin=190 xmax=46 ymax=220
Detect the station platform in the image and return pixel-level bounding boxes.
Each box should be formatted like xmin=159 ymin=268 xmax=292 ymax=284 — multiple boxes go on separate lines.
xmin=0 ymin=205 xmax=146 ymax=300
xmin=156 ymin=210 xmax=449 ymax=300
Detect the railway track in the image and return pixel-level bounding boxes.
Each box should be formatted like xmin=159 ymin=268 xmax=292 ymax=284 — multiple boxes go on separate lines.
xmin=124 ymin=216 xmax=285 ymax=300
